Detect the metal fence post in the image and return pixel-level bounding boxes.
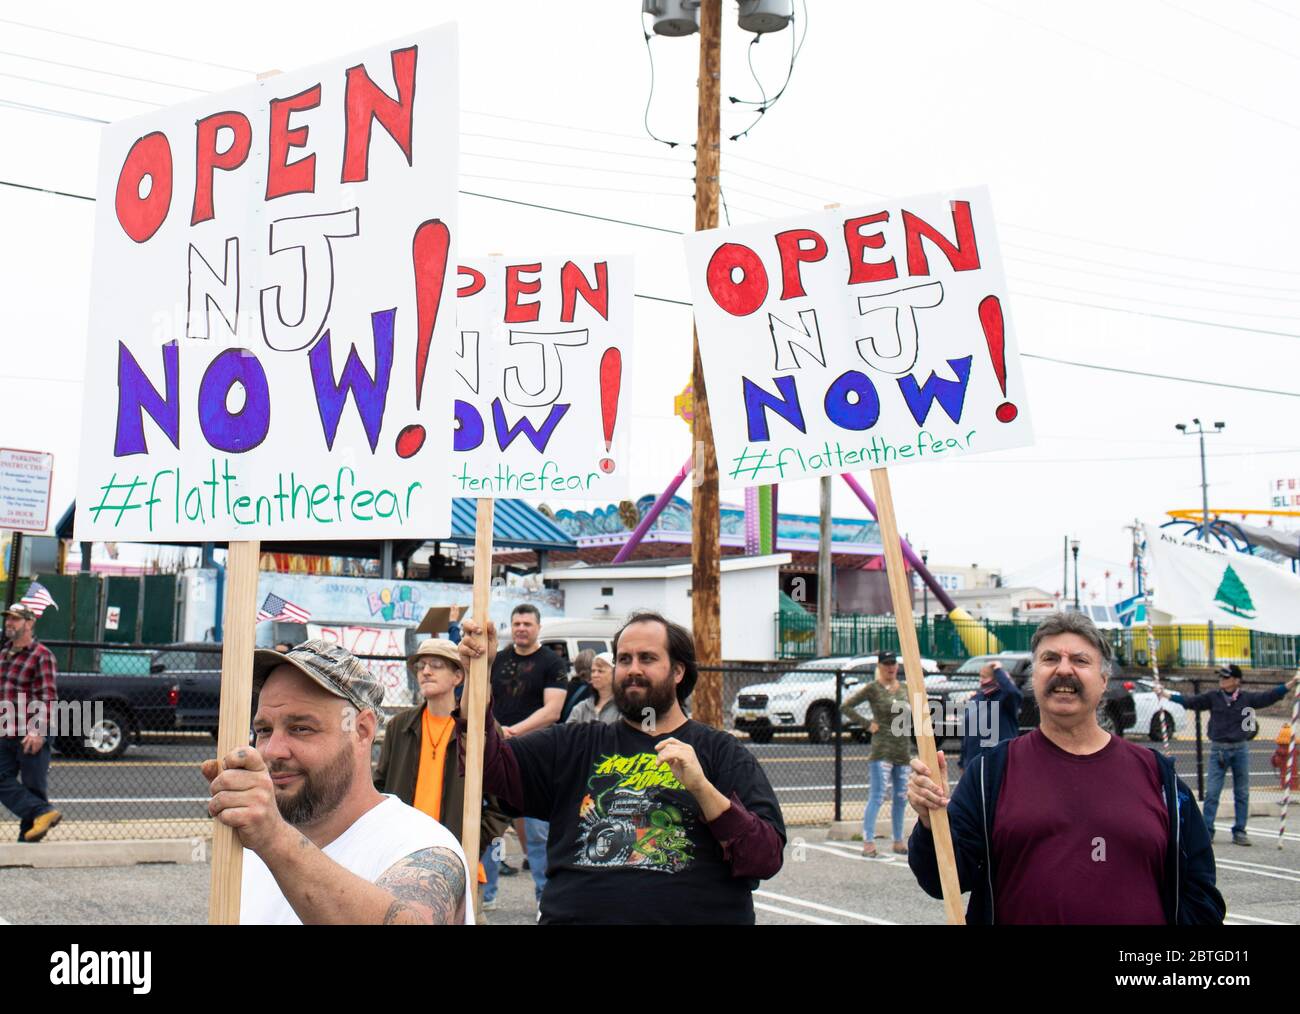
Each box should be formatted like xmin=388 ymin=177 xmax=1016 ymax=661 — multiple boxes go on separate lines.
xmin=1193 ymin=678 xmax=1205 ymax=800
xmin=834 ymin=669 xmax=843 ymax=824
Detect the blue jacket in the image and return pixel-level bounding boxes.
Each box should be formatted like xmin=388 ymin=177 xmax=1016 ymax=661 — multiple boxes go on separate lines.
xmin=958 ymin=666 xmax=1022 ymax=770
xmin=908 ymin=738 xmax=1225 ymax=925
xmin=1171 ymin=683 xmax=1288 ymax=744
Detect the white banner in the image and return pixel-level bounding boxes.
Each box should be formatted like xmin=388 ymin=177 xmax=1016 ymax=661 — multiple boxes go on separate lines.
xmin=1145 ymin=524 xmax=1300 ymax=633
xmin=76 ymin=26 xmax=457 ymax=542
xmin=683 ymin=186 xmax=1033 ymax=488
xmin=451 ymin=255 xmax=632 ymax=499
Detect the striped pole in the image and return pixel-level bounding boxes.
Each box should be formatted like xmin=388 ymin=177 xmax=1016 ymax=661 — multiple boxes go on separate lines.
xmin=1137 ymin=531 xmax=1172 ymax=756
xmin=1279 ymin=676 xmax=1300 ymax=850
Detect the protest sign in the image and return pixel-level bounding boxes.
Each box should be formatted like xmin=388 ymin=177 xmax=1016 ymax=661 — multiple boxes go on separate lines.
xmin=1145 ymin=523 xmax=1300 ymax=634
xmin=451 ymin=256 xmax=632 ymax=500
xmin=683 ymin=186 xmax=1032 ymax=489
xmin=75 ymin=26 xmax=458 ymax=543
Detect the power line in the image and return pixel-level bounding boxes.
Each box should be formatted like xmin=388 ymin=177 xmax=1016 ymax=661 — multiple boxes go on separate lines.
xmin=0 ymin=17 xmax=254 ymax=75
xmin=1002 ymin=241 xmax=1300 ymax=295
xmin=0 ymin=97 xmax=107 ymax=123
xmin=463 ymin=107 xmax=647 ymax=142
xmin=1008 ymin=275 xmax=1300 ymax=323
xmin=461 ymin=172 xmax=690 ymax=199
xmin=1157 ymin=0 xmax=1300 ymax=64
xmin=458 ymin=190 xmax=684 ymax=235
xmin=0 ymin=178 xmax=95 ymax=201
xmin=464 ymin=150 xmax=690 ymax=181
xmin=1021 ymin=352 xmax=1300 ymax=398
xmin=1004 ymin=254 xmax=1300 ymax=304
xmin=1247 ymin=0 xmax=1300 ymax=22
xmin=1011 ymin=291 xmax=1300 ymax=339
xmin=0 ymin=48 xmax=209 ymax=93
xmin=0 ymin=69 xmax=162 ymax=106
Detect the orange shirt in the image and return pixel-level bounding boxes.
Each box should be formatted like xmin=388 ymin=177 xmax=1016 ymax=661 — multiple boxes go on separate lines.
xmin=413 ymin=710 xmax=455 ymax=821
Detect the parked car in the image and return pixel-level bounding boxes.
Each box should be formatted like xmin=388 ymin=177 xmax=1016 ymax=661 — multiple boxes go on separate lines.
xmin=732 ymin=654 xmax=940 ymax=744
xmin=153 ymin=642 xmax=224 ymax=736
xmin=54 ymin=669 xmax=181 ymax=759
xmin=1125 ymin=677 xmax=1188 ymax=741
xmin=933 ymin=652 xmax=1137 ymax=740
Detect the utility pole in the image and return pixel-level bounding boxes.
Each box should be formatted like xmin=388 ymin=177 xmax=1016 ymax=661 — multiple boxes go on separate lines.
xmin=1177 ymin=419 xmax=1224 ymax=669
xmin=691 ymin=0 xmax=723 ymax=726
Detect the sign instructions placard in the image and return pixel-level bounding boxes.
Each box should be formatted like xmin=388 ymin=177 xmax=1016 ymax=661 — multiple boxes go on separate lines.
xmin=0 ymin=449 xmax=54 ymax=532
xmin=76 ymin=26 xmax=458 ymax=542
xmin=683 ymin=186 xmax=1033 ymax=489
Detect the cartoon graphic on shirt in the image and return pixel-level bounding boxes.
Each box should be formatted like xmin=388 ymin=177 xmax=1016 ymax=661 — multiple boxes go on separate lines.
xmin=574 ymin=752 xmax=695 ymax=873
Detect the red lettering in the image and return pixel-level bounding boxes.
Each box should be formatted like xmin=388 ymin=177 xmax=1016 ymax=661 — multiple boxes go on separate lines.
xmin=341 ymin=46 xmax=418 ymax=183
xmin=774 ymin=228 xmax=828 ymax=300
xmin=266 ymin=84 xmax=321 ymax=201
xmin=903 ymin=201 xmax=981 ymax=276
xmin=191 ymin=111 xmax=251 ymax=225
xmin=705 ymin=243 xmax=769 ymax=317
xmin=457 ymin=265 xmax=486 ymax=298
xmin=505 ymin=263 xmax=543 ymax=323
xmin=844 ymin=212 xmax=898 ymax=284
xmin=114 ymin=131 xmax=173 ymax=243
xmin=560 ymin=261 xmax=609 ymax=322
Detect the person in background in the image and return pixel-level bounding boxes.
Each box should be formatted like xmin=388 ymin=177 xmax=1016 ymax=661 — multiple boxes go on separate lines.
xmin=566 ymin=652 xmax=619 ymax=725
xmin=1161 ymin=665 xmax=1298 ymax=845
xmin=445 ymin=604 xmax=465 ymax=645
xmin=273 ymin=642 xmax=294 ymax=654
xmin=839 ymin=651 xmax=911 ymax=857
xmin=0 ymin=605 xmax=60 ymax=843
xmin=560 ymin=649 xmax=596 ymax=723
xmin=959 ymin=660 xmax=1023 ymax=771
xmin=374 ymin=638 xmax=510 ymax=911
xmin=1273 ymin=723 xmax=1299 ymax=791
xmin=489 ymin=604 xmax=567 ymax=902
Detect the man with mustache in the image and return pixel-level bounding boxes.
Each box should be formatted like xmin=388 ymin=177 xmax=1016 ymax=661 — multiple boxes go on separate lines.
xmin=203 ymin=640 xmax=474 ymax=924
xmin=457 ymin=611 xmax=785 ymax=924
xmin=906 ymin=611 xmax=1224 ymax=924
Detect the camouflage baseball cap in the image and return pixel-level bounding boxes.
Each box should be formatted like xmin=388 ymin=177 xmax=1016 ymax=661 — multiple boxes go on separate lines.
xmin=3 ymin=605 xmax=36 ymax=621
xmin=252 ymin=639 xmax=386 ymax=729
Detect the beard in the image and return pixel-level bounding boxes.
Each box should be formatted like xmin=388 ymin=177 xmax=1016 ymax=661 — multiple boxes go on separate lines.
xmin=271 ymin=740 xmax=355 ymax=827
xmin=613 ymin=672 xmax=677 ymax=724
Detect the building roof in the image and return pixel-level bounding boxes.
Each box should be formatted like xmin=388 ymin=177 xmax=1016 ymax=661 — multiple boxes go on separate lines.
xmin=543 ymin=553 xmax=791 ymax=582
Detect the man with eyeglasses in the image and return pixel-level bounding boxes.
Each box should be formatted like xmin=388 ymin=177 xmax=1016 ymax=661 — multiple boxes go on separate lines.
xmin=374 ymin=638 xmax=510 ymax=908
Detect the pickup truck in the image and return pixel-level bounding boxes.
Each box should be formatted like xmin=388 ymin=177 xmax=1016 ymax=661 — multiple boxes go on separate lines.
xmin=53 ymin=671 xmax=181 ymax=760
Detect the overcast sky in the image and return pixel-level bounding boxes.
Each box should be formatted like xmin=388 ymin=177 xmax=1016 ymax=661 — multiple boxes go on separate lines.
xmin=2 ymin=0 xmax=1298 ymax=601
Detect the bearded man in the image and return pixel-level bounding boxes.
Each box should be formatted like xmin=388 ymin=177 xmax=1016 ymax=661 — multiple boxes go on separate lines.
xmin=202 ymin=640 xmax=473 ymax=924
xmin=457 ymin=611 xmax=786 ymax=924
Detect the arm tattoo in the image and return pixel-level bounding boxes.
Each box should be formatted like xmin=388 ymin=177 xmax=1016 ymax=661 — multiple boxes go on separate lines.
xmin=376 ymin=846 xmax=467 ymax=925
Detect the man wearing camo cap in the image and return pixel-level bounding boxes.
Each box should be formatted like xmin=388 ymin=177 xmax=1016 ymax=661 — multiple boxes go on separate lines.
xmin=202 ymin=639 xmax=473 ymax=924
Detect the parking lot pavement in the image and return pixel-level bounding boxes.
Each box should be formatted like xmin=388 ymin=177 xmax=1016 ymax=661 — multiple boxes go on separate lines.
xmin=1 ymin=817 xmax=1295 ymax=927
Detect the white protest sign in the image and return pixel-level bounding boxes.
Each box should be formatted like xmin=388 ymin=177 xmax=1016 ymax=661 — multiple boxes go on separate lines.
xmin=75 ymin=26 xmax=458 ymax=542
xmin=683 ymin=186 xmax=1033 ymax=488
xmin=0 ymin=449 xmax=54 ymax=532
xmin=450 ymin=256 xmax=632 ymax=500
xmin=1145 ymin=523 xmax=1300 ymax=633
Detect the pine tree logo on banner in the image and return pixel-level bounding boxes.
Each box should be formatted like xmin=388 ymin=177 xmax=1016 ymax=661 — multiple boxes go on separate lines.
xmin=1213 ymin=564 xmax=1256 ymax=619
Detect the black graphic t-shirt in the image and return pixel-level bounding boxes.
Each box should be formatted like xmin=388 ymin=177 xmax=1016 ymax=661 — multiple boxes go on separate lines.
xmin=490 ymin=645 xmax=568 ymax=728
xmin=507 ymin=719 xmax=786 ymax=924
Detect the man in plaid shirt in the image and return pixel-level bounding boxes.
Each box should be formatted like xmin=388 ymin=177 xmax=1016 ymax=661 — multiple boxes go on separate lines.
xmin=1 ymin=605 xmax=61 ymax=842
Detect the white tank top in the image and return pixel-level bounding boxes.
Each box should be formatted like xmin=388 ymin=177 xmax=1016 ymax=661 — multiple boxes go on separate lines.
xmin=239 ymin=795 xmax=474 ymax=925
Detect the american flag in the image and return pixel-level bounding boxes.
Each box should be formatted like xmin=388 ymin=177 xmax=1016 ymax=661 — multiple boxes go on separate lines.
xmin=20 ymin=581 xmax=58 ymax=617
xmin=256 ymin=592 xmax=311 ymax=624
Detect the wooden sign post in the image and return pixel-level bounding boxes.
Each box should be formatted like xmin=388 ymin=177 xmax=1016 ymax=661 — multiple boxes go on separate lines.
xmin=869 ymin=469 xmax=965 ymax=924
xmin=207 ymin=540 xmax=261 ymax=924
xmin=458 ymin=499 xmax=494 ymax=919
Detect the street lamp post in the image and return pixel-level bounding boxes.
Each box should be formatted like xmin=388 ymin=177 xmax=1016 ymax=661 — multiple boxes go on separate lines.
xmin=1070 ymin=538 xmax=1080 ymax=611
xmin=1176 ymin=419 xmax=1225 ymax=669
xmin=920 ymin=549 xmax=929 ymax=654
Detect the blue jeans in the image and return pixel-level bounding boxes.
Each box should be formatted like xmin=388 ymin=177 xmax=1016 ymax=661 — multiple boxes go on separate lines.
xmin=1204 ymin=741 xmax=1251 ymax=834
xmin=0 ymin=737 xmax=53 ymax=839
xmin=481 ymin=839 xmax=501 ymax=903
xmin=524 ymin=817 xmax=549 ymax=901
xmin=863 ymin=759 xmax=907 ymax=844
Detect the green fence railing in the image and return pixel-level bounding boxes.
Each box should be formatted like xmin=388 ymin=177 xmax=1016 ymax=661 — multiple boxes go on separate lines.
xmin=775 ymin=612 xmax=1300 ymax=670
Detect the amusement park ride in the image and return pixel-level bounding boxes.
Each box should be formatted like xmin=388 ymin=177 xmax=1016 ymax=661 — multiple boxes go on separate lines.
xmin=1162 ymin=508 xmax=1300 ymax=574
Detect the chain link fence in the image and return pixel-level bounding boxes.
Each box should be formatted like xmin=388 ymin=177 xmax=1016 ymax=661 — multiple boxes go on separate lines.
xmin=6 ymin=644 xmax=1294 ymax=842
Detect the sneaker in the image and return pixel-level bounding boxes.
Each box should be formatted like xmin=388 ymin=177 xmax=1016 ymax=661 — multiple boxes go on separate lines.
xmin=892 ymin=841 xmax=908 ymax=855
xmin=861 ymin=842 xmax=878 ymax=857
xmin=23 ymin=809 xmax=61 ymax=843
xmin=1232 ymin=831 xmax=1252 ymax=847
xmin=522 ymin=859 xmax=531 ymax=871
xmin=481 ymin=895 xmax=500 ymax=911
xmin=497 ymin=862 xmax=518 ymax=877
